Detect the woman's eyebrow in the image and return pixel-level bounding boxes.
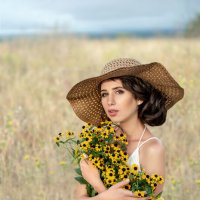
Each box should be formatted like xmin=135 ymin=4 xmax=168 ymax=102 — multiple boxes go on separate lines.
xmin=101 ymin=86 xmax=124 ymax=92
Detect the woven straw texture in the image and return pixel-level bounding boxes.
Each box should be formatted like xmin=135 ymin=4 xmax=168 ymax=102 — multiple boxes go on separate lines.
xmin=67 ymin=58 xmax=184 ymax=125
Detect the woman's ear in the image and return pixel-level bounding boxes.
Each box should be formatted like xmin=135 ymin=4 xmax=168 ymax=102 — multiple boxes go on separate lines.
xmin=137 ymin=100 xmax=143 ymax=105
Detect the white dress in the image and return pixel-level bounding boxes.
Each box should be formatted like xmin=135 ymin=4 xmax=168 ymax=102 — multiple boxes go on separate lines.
xmin=128 ymin=128 xmax=159 ymax=171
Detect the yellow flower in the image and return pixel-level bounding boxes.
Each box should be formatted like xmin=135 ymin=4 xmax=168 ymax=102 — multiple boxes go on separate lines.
xmin=91 ymin=157 xmax=100 ymax=167
xmin=102 ymin=131 xmax=109 ymax=138
xmin=35 ymin=159 xmax=41 ymax=168
xmin=101 ymin=120 xmax=112 ymax=126
xmin=195 ymin=180 xmax=200 ymax=184
xmin=95 ymin=125 xmax=102 ymax=133
xmin=171 ymin=178 xmax=176 ymax=185
xmin=80 ymin=141 xmax=90 ymax=151
xmin=118 ymin=165 xmax=130 ymax=180
xmin=53 ymin=136 xmax=60 ymax=143
xmin=49 ymin=170 xmax=55 ymax=175
xmin=59 ymin=161 xmax=67 ymax=166
xmin=58 ymin=132 xmax=63 ymax=136
xmin=120 ymin=151 xmax=128 ymax=162
xmin=131 ymin=164 xmax=139 ymax=174
xmin=124 ymin=184 xmax=131 ymax=190
xmin=141 ymin=173 xmax=147 ymax=180
xmin=79 ymin=132 xmax=85 ymax=139
xmin=66 ymin=131 xmax=74 ymax=138
xmin=97 ymin=160 xmax=104 ymax=170
xmin=150 ymin=195 xmax=155 ymax=200
xmin=133 ymin=190 xmax=145 ymax=197
xmin=85 ymin=122 xmax=91 ymax=128
xmin=23 ymin=154 xmax=30 ymax=160
xmin=151 ymin=182 xmax=157 ymax=190
xmin=151 ymin=173 xmax=158 ymax=180
xmin=104 ymin=145 xmax=111 ymax=153
xmin=157 ymin=176 xmax=164 ymax=184
xmin=105 ymin=177 xmax=116 ymax=186
xmin=106 ymin=171 xmax=115 ymax=179
xmin=95 ymin=144 xmax=102 ymax=151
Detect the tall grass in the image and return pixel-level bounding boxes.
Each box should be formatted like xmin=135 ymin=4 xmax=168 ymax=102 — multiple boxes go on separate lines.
xmin=0 ymin=36 xmax=199 ymax=199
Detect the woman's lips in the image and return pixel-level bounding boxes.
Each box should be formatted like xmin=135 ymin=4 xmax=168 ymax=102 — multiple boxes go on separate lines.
xmin=108 ymin=109 xmax=119 ymax=117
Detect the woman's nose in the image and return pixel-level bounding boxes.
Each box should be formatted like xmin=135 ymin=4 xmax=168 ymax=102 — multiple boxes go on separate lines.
xmin=107 ymin=94 xmax=115 ymax=105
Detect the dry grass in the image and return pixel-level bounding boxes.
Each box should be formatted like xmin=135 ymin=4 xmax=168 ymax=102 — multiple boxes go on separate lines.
xmin=0 ymin=36 xmax=199 ymax=200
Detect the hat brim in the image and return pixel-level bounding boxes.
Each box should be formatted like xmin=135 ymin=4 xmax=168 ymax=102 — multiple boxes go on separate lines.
xmin=67 ymin=62 xmax=184 ymax=125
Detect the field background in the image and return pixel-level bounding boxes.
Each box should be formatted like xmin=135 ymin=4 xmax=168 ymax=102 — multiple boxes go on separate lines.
xmin=0 ymin=36 xmax=199 ymax=200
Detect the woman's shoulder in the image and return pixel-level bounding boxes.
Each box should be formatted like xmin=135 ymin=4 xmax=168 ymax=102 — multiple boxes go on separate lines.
xmin=140 ymin=136 xmax=165 ymax=159
xmin=140 ymin=136 xmax=165 ymax=175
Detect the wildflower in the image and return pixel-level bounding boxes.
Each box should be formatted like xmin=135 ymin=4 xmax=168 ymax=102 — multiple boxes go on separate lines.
xmin=131 ymin=164 xmax=139 ymax=175
xmin=157 ymin=176 xmax=164 ymax=184
xmin=66 ymin=131 xmax=74 ymax=138
xmin=151 ymin=173 xmax=158 ymax=180
xmin=23 ymin=154 xmax=30 ymax=160
xmin=59 ymin=161 xmax=67 ymax=166
xmin=134 ymin=190 xmax=145 ymax=197
xmin=124 ymin=184 xmax=131 ymax=190
xmin=95 ymin=144 xmax=102 ymax=151
xmin=171 ymin=178 xmax=176 ymax=185
xmin=141 ymin=173 xmax=147 ymax=180
xmin=53 ymin=136 xmax=60 ymax=143
xmin=49 ymin=170 xmax=55 ymax=175
xmin=35 ymin=159 xmax=41 ymax=168
xmin=195 ymin=180 xmax=200 ymax=184
xmin=157 ymin=197 xmax=164 ymax=200
xmin=151 ymin=182 xmax=157 ymax=190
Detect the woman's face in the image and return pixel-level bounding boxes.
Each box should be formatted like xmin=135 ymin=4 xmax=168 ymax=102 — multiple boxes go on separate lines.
xmin=100 ymin=79 xmax=141 ymax=124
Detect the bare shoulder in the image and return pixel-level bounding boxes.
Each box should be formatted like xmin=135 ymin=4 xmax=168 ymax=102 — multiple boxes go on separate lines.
xmin=142 ymin=138 xmax=165 ymax=156
xmin=141 ymin=138 xmax=165 ymax=156
xmin=140 ymin=137 xmax=165 ymax=176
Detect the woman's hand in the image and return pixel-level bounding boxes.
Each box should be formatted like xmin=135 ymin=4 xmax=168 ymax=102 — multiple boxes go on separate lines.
xmin=98 ymin=179 xmax=150 ymax=200
xmin=80 ymin=158 xmax=106 ymax=193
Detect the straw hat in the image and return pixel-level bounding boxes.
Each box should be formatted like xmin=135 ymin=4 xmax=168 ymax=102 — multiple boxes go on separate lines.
xmin=66 ymin=58 xmax=184 ymax=125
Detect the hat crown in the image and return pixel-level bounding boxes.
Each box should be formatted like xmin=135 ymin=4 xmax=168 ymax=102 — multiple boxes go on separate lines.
xmin=101 ymin=58 xmax=141 ymax=75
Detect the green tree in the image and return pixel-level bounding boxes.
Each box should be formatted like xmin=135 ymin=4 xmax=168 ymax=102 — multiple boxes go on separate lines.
xmin=185 ymin=13 xmax=200 ymax=37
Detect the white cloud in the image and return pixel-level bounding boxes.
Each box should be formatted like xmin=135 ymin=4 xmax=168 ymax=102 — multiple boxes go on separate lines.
xmin=0 ymin=0 xmax=200 ymax=34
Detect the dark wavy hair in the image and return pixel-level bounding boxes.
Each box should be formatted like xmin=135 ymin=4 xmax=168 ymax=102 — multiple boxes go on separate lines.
xmin=108 ymin=76 xmax=167 ymax=126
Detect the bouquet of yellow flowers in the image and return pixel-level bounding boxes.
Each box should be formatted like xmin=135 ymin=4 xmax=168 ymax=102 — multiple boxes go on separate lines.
xmin=54 ymin=120 xmax=164 ymax=199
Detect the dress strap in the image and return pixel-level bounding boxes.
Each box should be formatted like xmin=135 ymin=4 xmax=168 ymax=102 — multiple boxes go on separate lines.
xmin=138 ymin=137 xmax=159 ymax=149
xmin=137 ymin=126 xmax=147 ymax=148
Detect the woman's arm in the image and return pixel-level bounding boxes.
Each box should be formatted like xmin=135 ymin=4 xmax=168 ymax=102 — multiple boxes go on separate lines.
xmin=76 ymin=179 xmax=150 ymax=200
xmin=76 ymin=184 xmax=101 ymax=200
xmin=80 ymin=159 xmax=106 ymax=193
xmin=140 ymin=139 xmax=165 ymax=195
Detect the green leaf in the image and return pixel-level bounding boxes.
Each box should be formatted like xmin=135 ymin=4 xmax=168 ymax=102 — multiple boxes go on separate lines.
xmin=107 ymin=134 xmax=113 ymax=142
xmin=74 ymin=176 xmax=87 ymax=185
xmin=86 ymin=184 xmax=97 ymax=197
xmin=155 ymin=192 xmax=163 ymax=199
xmin=56 ymin=142 xmax=60 ymax=147
xmin=145 ymin=185 xmax=153 ymax=196
xmin=93 ymin=137 xmax=98 ymax=143
xmin=75 ymin=168 xmax=82 ymax=176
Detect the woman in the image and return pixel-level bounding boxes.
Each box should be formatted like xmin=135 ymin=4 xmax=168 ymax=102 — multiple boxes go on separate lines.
xmin=66 ymin=58 xmax=184 ymax=200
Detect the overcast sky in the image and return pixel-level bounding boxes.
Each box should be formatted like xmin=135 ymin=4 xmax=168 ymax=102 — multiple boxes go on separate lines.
xmin=0 ymin=0 xmax=200 ymax=35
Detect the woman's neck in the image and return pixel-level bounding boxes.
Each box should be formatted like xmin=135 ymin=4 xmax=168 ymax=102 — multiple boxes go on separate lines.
xmin=120 ymin=118 xmax=145 ymax=140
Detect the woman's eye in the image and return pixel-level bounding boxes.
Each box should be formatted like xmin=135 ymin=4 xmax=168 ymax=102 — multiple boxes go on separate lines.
xmin=101 ymin=93 xmax=108 ymax=98
xmin=116 ymin=90 xmax=124 ymax=94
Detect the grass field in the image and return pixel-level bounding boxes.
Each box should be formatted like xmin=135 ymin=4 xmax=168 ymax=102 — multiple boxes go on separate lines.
xmin=0 ymin=36 xmax=200 ymax=200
